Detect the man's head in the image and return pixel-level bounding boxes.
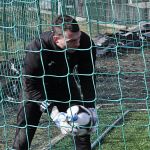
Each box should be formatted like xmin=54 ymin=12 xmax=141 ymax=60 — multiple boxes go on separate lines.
xmin=52 ymin=15 xmax=81 ymax=50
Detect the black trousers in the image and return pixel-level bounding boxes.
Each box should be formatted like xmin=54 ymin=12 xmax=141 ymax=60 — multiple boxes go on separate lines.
xmin=12 ymin=101 xmax=92 ymax=150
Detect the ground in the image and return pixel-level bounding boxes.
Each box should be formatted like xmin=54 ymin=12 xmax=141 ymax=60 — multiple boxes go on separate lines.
xmin=1 ymin=26 xmax=150 ymax=149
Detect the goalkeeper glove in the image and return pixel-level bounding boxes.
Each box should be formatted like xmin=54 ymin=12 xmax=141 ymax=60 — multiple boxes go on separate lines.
xmin=50 ymin=106 xmax=78 ymax=135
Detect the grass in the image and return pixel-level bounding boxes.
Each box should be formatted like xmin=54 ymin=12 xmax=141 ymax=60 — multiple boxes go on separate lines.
xmin=100 ymin=111 xmax=150 ymax=150
xmin=36 ymin=106 xmax=150 ymax=150
xmin=1 ymin=101 xmax=150 ymax=150
xmin=51 ymin=107 xmax=150 ymax=150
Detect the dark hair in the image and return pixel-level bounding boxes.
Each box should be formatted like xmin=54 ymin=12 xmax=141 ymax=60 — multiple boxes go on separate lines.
xmin=52 ymin=15 xmax=80 ymax=35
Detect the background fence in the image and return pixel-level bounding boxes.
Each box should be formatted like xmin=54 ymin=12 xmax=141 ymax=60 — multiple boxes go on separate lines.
xmin=1 ymin=0 xmax=150 ymax=150
xmin=41 ymin=0 xmax=150 ymax=24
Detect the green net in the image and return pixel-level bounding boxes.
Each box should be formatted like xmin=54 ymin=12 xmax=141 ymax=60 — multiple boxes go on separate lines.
xmin=1 ymin=0 xmax=150 ymax=150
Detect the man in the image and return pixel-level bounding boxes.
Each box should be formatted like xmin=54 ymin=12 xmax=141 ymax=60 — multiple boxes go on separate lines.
xmin=13 ymin=15 xmax=96 ymax=150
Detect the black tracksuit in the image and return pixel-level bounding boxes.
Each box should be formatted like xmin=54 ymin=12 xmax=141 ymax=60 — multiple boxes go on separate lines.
xmin=13 ymin=31 xmax=96 ymax=150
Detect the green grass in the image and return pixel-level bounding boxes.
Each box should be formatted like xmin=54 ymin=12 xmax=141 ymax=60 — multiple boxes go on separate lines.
xmin=1 ymin=102 xmax=150 ymax=149
xmin=42 ymin=106 xmax=150 ymax=150
xmin=100 ymin=111 xmax=150 ymax=150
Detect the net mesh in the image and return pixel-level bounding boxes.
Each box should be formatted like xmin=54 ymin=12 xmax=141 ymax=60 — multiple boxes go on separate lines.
xmin=0 ymin=0 xmax=150 ymax=150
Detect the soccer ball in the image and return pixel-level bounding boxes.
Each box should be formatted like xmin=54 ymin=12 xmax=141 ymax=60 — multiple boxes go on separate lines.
xmin=66 ymin=105 xmax=93 ymax=136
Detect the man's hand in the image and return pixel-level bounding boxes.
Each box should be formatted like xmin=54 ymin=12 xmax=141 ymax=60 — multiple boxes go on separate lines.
xmin=50 ymin=106 xmax=78 ymax=135
xmin=50 ymin=106 xmax=98 ymax=135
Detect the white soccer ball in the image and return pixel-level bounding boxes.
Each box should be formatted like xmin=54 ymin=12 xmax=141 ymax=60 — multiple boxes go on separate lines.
xmin=66 ymin=105 xmax=93 ymax=136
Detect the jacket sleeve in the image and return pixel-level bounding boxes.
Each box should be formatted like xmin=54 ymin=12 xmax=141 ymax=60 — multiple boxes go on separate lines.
xmin=22 ymin=39 xmax=45 ymax=101
xmin=77 ymin=40 xmax=96 ymax=108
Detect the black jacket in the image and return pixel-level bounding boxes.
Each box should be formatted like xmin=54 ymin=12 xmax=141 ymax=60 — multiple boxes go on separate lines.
xmin=22 ymin=31 xmax=96 ymax=109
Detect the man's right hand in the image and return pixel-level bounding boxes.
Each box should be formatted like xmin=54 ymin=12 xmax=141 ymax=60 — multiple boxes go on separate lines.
xmin=50 ymin=106 xmax=78 ymax=135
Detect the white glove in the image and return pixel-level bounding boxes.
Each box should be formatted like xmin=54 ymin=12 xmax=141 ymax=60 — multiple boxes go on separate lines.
xmin=88 ymin=108 xmax=98 ymax=133
xmin=50 ymin=106 xmax=78 ymax=135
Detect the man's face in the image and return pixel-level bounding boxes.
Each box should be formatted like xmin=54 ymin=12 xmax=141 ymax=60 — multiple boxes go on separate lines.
xmin=53 ymin=30 xmax=81 ymax=51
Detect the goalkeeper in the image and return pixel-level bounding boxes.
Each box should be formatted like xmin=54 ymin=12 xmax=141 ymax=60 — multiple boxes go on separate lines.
xmin=13 ymin=15 xmax=97 ymax=150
